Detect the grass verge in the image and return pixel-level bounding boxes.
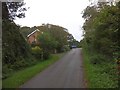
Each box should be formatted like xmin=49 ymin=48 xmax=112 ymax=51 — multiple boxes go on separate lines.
xmin=82 ymin=48 xmax=118 ymax=88
xmin=3 ymin=53 xmax=65 ymax=88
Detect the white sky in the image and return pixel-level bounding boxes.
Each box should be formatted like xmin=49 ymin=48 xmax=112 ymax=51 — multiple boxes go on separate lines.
xmin=14 ymin=0 xmax=90 ymax=41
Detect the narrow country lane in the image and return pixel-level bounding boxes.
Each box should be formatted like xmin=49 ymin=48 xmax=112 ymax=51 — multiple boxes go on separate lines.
xmin=20 ymin=48 xmax=86 ymax=88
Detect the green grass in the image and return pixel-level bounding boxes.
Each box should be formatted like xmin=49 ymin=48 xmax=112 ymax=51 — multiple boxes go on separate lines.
xmin=82 ymin=48 xmax=118 ymax=88
xmin=3 ymin=53 xmax=65 ymax=88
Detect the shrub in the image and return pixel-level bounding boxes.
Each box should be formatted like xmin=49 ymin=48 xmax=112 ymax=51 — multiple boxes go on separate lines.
xmin=2 ymin=65 xmax=13 ymax=79
xmin=62 ymin=45 xmax=70 ymax=52
xmin=12 ymin=59 xmax=28 ymax=70
xmin=43 ymin=50 xmax=50 ymax=60
xmin=31 ymin=46 xmax=50 ymax=60
xmin=90 ymin=54 xmax=106 ymax=64
xmin=31 ymin=46 xmax=42 ymax=59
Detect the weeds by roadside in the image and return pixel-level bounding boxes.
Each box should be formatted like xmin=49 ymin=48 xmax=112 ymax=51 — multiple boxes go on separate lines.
xmin=82 ymin=48 xmax=118 ymax=88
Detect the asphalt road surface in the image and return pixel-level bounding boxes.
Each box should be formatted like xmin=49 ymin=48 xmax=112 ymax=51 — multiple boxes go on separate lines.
xmin=20 ymin=48 xmax=86 ymax=88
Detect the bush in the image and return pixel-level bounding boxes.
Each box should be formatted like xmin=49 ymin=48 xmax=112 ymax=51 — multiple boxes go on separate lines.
xmin=43 ymin=50 xmax=50 ymax=60
xmin=31 ymin=46 xmax=50 ymax=60
xmin=90 ymin=54 xmax=106 ymax=64
xmin=12 ymin=59 xmax=28 ymax=70
xmin=2 ymin=65 xmax=13 ymax=79
xmin=62 ymin=45 xmax=70 ymax=52
xmin=31 ymin=46 xmax=42 ymax=59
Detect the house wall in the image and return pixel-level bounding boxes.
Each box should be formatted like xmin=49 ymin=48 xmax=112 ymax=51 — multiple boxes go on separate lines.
xmin=27 ymin=31 xmax=40 ymax=44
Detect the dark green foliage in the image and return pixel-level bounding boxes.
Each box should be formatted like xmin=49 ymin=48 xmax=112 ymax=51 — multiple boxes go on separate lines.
xmin=82 ymin=43 xmax=118 ymax=88
xmin=90 ymin=54 xmax=106 ymax=64
xmin=82 ymin=1 xmax=120 ymax=88
xmin=2 ymin=64 xmax=13 ymax=79
xmin=20 ymin=26 xmax=32 ymax=38
xmin=82 ymin=2 xmax=120 ymax=62
xmin=2 ymin=1 xmax=37 ymax=79
xmin=79 ymin=39 xmax=83 ymax=47
xmin=2 ymin=20 xmax=31 ymax=64
xmin=43 ymin=50 xmax=50 ymax=60
xmin=2 ymin=20 xmax=35 ymax=79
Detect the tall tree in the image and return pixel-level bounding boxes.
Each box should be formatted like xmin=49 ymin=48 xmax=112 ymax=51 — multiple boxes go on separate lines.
xmin=2 ymin=1 xmax=26 ymax=20
xmin=82 ymin=2 xmax=120 ymax=56
xmin=37 ymin=24 xmax=69 ymax=52
xmin=2 ymin=1 xmax=31 ymax=79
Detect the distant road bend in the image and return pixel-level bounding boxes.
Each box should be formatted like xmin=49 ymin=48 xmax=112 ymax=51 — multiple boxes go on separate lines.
xmin=20 ymin=48 xmax=86 ymax=88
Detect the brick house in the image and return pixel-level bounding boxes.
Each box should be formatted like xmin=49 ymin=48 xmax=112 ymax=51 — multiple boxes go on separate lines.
xmin=27 ymin=29 xmax=41 ymax=44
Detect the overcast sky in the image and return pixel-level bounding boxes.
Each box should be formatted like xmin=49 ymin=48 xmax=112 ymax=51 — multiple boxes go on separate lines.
xmin=14 ymin=0 xmax=90 ymax=41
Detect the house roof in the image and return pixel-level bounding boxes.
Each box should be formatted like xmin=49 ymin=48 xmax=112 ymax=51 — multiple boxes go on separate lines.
xmin=27 ymin=29 xmax=40 ymax=37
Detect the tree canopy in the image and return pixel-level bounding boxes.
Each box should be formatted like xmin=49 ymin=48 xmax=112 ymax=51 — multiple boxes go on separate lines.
xmin=82 ymin=1 xmax=120 ymax=87
xmin=2 ymin=2 xmax=26 ymax=20
xmin=2 ymin=1 xmax=33 ymax=79
xmin=82 ymin=2 xmax=120 ymax=58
